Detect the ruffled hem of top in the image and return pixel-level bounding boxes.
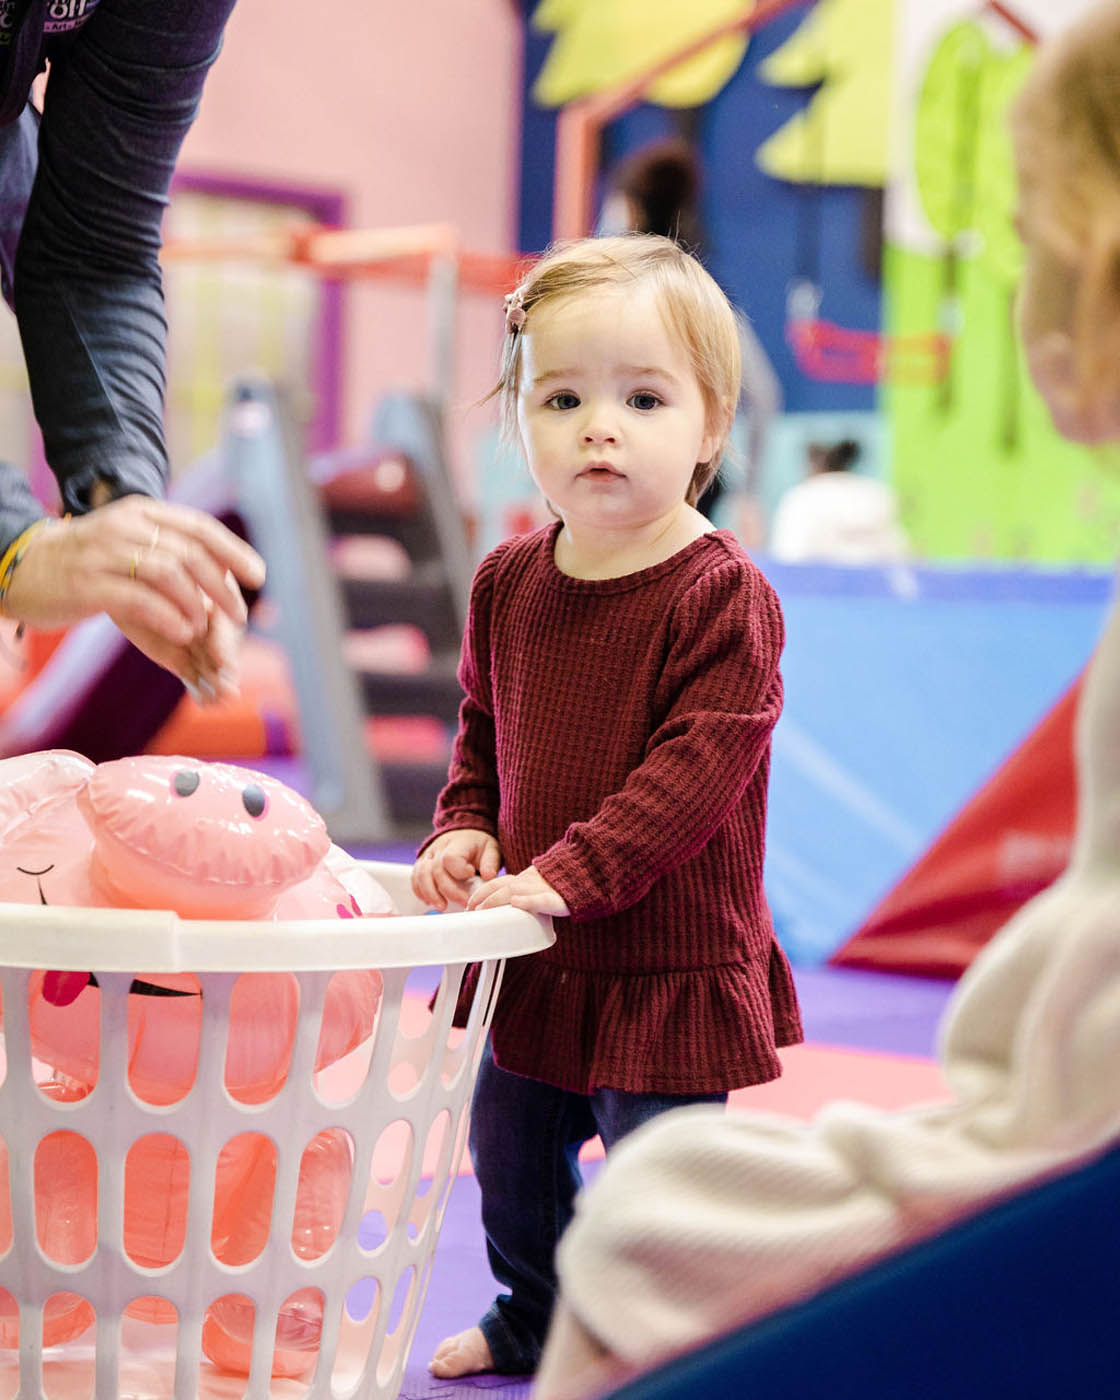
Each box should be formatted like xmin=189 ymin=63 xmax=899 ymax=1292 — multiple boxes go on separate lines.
xmin=490 ymin=953 xmax=803 ymax=1096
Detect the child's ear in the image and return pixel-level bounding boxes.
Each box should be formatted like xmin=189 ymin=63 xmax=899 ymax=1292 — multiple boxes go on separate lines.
xmin=700 ymin=401 xmax=734 ymax=464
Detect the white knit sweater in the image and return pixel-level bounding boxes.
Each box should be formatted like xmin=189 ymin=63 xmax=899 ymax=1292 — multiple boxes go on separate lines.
xmin=556 ymin=582 xmax=1120 ymax=1371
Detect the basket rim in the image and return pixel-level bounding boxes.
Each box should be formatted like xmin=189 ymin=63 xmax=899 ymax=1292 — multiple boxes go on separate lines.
xmin=0 ymin=859 xmax=555 ymax=971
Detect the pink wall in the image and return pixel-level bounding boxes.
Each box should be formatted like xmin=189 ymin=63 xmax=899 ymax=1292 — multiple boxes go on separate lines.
xmin=179 ymin=0 xmax=523 ymax=492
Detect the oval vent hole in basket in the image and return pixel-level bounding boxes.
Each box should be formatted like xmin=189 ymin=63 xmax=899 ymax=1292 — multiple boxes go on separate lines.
xmin=126 ymin=972 xmax=202 ymax=1107
xmin=123 ymin=1134 xmax=189 ymax=1268
xmin=210 ymin=1133 xmax=277 ymax=1266
xmin=313 ymin=969 xmax=382 ymax=1107
xmin=357 ymin=1208 xmax=386 ymax=1252
xmin=398 ymin=967 xmax=437 ymax=1041
xmin=28 ymin=974 xmax=99 ymax=1103
xmin=376 ymin=1266 xmax=417 ymax=1386
xmin=437 ymin=1109 xmax=471 ymax=1224
xmin=292 ymin=1128 xmax=354 ymax=1262
xmin=358 ymin=1119 xmax=414 ymax=1253
xmin=0 ymin=1286 xmax=16 ymax=1368
xmin=271 ymin=1286 xmax=325 ymax=1382
xmin=225 ymin=972 xmax=298 ymax=1106
xmin=120 ymin=1296 xmax=177 ymax=1397
xmin=35 ymin=1132 xmax=96 ymax=1264
xmin=201 ymin=1293 xmax=254 ymax=1377
xmin=333 ymin=1278 xmax=381 ymax=1395
xmin=40 ymin=1293 xmax=95 ymax=1398
xmin=416 ymin=1109 xmax=451 ymax=1195
xmin=405 ymin=1110 xmax=452 ymax=1245
xmin=440 ymin=1019 xmax=469 ymax=1090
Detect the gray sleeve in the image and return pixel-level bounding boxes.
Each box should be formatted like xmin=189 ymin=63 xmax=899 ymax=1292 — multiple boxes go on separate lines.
xmin=7 ymin=0 xmax=236 ymax=549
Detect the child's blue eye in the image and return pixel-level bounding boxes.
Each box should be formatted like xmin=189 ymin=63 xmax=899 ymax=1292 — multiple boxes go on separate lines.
xmin=629 ymin=392 xmax=661 ymax=411
xmin=547 ymin=392 xmax=580 ymax=410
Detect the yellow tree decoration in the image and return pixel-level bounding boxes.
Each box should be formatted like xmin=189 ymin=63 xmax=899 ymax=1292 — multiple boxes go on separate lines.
xmin=531 ymin=0 xmax=753 ymax=109
xmin=756 ymin=0 xmax=895 ymax=186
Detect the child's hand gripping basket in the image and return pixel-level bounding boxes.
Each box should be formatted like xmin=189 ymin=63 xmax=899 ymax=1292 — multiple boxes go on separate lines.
xmin=0 ymin=860 xmax=553 ymax=1399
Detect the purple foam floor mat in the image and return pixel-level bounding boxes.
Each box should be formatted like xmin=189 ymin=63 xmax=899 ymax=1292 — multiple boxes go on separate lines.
xmin=791 ymin=964 xmax=953 ymax=1059
xmin=400 ymin=1163 xmax=604 ymax=1400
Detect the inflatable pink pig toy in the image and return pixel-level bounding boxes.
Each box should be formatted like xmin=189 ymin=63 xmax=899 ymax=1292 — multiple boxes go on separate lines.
xmin=0 ymin=751 xmax=394 ymax=1378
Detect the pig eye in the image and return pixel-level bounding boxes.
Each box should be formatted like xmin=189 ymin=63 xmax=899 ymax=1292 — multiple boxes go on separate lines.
xmin=242 ymin=784 xmax=267 ymax=819
xmin=172 ymin=769 xmax=200 ymax=798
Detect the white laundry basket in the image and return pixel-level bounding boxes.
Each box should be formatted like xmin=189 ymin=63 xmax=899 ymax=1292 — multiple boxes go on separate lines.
xmin=0 ymin=860 xmax=553 ymax=1400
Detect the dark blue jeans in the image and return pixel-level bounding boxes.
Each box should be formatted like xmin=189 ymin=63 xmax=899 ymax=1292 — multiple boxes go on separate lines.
xmin=469 ymin=1040 xmax=727 ymax=1374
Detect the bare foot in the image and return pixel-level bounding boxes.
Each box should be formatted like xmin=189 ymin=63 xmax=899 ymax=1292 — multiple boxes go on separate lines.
xmin=429 ymin=1326 xmax=494 ymax=1379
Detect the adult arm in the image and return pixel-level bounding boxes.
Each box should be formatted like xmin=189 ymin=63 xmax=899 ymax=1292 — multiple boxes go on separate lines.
xmin=11 ymin=0 xmax=238 ymax=529
xmin=533 ymin=560 xmax=784 ymax=919
xmin=0 ymin=0 xmax=267 ymax=693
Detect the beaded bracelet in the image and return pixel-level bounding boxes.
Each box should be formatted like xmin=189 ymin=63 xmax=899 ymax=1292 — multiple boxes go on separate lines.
xmin=0 ymin=518 xmax=54 ymax=623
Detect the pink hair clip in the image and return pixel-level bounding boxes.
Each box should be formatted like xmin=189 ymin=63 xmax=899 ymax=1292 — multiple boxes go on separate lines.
xmin=504 ymin=289 xmax=527 ymax=333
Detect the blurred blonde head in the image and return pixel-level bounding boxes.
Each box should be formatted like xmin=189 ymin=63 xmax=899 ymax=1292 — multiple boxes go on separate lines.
xmin=1010 ymin=3 xmax=1120 ymax=442
xmin=494 ymin=235 xmax=741 ymax=506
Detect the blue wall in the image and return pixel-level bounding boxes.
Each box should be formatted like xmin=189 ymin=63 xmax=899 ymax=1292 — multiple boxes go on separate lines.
xmin=515 ymin=1 xmax=880 ymax=413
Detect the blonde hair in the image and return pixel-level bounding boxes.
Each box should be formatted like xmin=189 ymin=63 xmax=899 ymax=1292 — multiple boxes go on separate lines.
xmin=1010 ymin=4 xmax=1120 ymax=411
xmin=494 ymin=235 xmax=742 ymax=506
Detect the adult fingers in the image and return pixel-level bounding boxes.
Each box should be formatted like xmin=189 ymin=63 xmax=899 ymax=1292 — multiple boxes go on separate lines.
xmin=146 ymin=501 xmax=266 ymax=592
xmin=478 ymin=841 xmax=502 ymax=881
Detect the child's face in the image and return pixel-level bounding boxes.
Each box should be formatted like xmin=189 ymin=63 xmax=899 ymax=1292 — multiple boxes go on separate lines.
xmin=515 ymin=283 xmax=717 ymax=536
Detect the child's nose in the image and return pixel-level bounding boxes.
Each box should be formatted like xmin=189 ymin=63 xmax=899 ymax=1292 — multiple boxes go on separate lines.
xmin=580 ymin=414 xmax=618 ymax=444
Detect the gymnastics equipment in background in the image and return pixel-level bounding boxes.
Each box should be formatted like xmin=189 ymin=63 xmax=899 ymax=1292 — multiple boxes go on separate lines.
xmin=761 ymin=558 xmax=1108 ymax=970
xmin=0 ymin=827 xmax=553 ymax=1397
xmin=831 ymin=676 xmax=1080 ymax=978
xmin=0 ymin=750 xmax=391 ymax=1376
xmin=0 ymin=377 xmax=472 ymax=842
xmin=603 ymin=1137 xmax=1120 ymax=1400
xmin=0 ymin=222 xmax=526 ymax=842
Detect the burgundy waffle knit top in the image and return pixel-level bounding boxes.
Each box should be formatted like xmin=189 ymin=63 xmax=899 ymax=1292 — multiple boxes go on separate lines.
xmin=429 ymin=523 xmax=803 ymax=1094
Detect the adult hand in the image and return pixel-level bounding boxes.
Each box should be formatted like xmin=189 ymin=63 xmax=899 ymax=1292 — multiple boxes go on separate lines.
xmin=466 ymin=864 xmax=569 ymax=917
xmin=411 ymin=829 xmax=502 ymax=911
xmin=2 ymin=495 xmax=266 ymax=699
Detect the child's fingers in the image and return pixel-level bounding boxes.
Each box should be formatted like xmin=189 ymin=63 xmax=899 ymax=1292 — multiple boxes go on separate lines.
xmin=411 ymin=862 xmax=440 ymax=909
xmin=466 ymin=876 xmax=507 ymax=911
xmin=432 ymin=863 xmax=473 ymax=910
xmin=443 ymin=851 xmax=478 ymax=881
xmin=510 ymin=892 xmax=568 ymax=917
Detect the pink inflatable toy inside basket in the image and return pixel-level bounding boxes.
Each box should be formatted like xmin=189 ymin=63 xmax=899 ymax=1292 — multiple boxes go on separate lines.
xmin=0 ymin=751 xmax=552 ymax=1398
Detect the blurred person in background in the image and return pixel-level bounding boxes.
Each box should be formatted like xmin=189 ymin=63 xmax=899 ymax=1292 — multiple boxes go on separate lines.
xmin=599 ymin=139 xmax=781 ymax=546
xmin=769 ymin=437 xmax=909 ymax=565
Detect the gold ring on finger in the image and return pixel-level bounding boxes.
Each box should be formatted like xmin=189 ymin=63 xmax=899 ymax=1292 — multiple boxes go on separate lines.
xmin=128 ymin=549 xmax=141 ymax=581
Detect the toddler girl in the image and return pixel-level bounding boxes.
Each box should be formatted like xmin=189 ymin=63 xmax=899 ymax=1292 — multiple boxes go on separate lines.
xmin=411 ymin=234 xmax=802 ymax=1378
